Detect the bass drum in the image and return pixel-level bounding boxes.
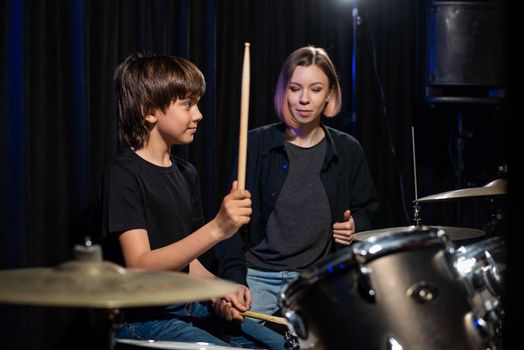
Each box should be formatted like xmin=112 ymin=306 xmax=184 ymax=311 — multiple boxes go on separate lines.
xmin=454 ymin=236 xmax=506 ymax=348
xmin=280 ymin=227 xmax=485 ymax=350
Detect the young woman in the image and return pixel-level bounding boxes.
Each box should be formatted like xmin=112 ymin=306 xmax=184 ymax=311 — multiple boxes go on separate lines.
xmin=215 ymin=45 xmax=378 ymax=319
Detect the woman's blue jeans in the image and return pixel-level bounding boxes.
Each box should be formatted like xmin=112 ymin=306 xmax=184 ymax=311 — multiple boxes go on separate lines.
xmin=246 ymin=268 xmax=300 ymax=321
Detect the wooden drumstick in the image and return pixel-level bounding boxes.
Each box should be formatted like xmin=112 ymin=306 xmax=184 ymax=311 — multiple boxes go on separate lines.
xmin=237 ymin=42 xmax=250 ymax=190
xmin=240 ymin=310 xmax=287 ymax=325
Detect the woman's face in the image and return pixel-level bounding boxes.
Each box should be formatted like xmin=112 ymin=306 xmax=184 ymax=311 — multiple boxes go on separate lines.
xmin=286 ymin=64 xmax=331 ymax=127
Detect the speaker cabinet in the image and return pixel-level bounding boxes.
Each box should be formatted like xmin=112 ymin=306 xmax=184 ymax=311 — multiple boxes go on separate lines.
xmin=420 ymin=0 xmax=506 ymax=103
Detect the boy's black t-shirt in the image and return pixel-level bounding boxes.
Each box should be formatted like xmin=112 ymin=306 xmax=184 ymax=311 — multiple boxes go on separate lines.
xmin=98 ymin=147 xmax=206 ymax=272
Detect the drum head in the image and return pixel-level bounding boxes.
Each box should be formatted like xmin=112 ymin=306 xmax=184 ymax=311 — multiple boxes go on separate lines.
xmin=115 ymin=339 xmax=254 ymax=350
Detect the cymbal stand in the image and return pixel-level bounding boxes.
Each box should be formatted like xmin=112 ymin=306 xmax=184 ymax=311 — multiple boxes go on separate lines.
xmin=412 ymin=126 xmax=422 ymax=227
xmin=85 ymin=308 xmax=121 ymax=350
xmin=67 ymin=239 xmax=122 ymax=350
xmin=482 ymin=164 xmax=507 ymax=237
xmin=57 ymin=307 xmax=121 ymax=350
xmin=413 ymin=202 xmax=422 ymax=227
xmin=482 ymin=203 xmax=506 ymax=238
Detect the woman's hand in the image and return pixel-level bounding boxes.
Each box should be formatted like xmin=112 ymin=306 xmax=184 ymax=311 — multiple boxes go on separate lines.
xmin=332 ymin=209 xmax=355 ymax=245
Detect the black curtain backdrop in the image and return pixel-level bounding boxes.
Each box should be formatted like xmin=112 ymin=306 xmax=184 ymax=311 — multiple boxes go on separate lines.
xmin=1 ymin=1 xmax=518 ymax=350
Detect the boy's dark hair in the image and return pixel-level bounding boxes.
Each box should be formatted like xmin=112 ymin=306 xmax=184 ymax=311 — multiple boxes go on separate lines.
xmin=114 ymin=53 xmax=206 ymax=149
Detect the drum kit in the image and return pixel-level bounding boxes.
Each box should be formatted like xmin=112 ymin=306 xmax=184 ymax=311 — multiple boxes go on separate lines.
xmin=0 ymin=179 xmax=508 ymax=350
xmin=280 ymin=178 xmax=508 ymax=349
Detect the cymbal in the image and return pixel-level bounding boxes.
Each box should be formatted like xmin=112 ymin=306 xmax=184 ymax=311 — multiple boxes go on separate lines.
xmin=416 ymin=179 xmax=507 ymax=203
xmin=0 ymin=245 xmax=238 ymax=309
xmin=353 ymin=225 xmax=485 ymax=241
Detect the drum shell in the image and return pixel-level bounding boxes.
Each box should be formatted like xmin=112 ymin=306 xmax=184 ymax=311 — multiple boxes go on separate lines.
xmin=455 ymin=236 xmax=506 ymax=297
xmin=454 ymin=236 xmax=506 ymax=346
xmin=281 ymin=231 xmax=482 ymax=350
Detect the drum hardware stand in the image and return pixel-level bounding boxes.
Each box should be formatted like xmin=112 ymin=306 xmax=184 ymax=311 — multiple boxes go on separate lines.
xmin=80 ymin=308 xmax=121 ymax=350
xmin=483 ymin=164 xmax=507 ymax=238
xmin=413 ymin=202 xmax=422 ymax=227
xmin=67 ymin=239 xmax=123 ymax=350
xmin=411 ymin=126 xmax=423 ymax=228
xmin=488 ymin=165 xmax=508 ymax=238
xmin=482 ymin=208 xmax=505 ymax=237
xmin=410 ymin=128 xmax=447 ymax=242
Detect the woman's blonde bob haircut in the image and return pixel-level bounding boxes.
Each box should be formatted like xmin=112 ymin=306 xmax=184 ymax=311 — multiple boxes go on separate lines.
xmin=274 ymin=46 xmax=342 ymax=123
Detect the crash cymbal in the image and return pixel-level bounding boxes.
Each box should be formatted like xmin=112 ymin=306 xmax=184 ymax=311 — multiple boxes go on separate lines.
xmin=416 ymin=179 xmax=507 ymax=203
xmin=0 ymin=245 xmax=237 ymax=309
xmin=353 ymin=225 xmax=485 ymax=241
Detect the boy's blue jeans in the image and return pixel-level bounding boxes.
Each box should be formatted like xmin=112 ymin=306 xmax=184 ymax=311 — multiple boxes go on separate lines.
xmin=115 ymin=302 xmax=286 ymax=349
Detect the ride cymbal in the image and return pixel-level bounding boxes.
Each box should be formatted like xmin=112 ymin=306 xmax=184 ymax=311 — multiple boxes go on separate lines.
xmin=353 ymin=225 xmax=485 ymax=241
xmin=415 ymin=179 xmax=507 ymax=203
xmin=0 ymin=245 xmax=237 ymax=309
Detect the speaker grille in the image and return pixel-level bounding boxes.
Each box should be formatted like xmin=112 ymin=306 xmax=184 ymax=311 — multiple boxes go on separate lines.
xmin=427 ymin=1 xmax=505 ymax=87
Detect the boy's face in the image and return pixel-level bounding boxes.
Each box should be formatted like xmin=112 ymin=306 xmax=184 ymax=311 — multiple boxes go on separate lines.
xmin=151 ymin=97 xmax=203 ymax=145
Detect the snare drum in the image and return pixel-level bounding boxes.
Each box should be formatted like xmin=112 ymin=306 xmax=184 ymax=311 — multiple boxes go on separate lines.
xmin=115 ymin=338 xmax=255 ymax=350
xmin=280 ymin=228 xmax=485 ymax=349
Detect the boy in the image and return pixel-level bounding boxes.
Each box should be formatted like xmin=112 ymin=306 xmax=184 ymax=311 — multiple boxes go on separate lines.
xmin=97 ymin=53 xmax=285 ymax=349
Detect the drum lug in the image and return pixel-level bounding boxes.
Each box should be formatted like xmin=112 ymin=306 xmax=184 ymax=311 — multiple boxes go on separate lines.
xmin=473 ymin=315 xmax=491 ymax=341
xmin=483 ymin=251 xmax=505 ymax=296
xmin=358 ymin=266 xmax=376 ymax=303
xmin=284 ymin=310 xmax=308 ymax=340
xmin=386 ymin=336 xmax=404 ymax=350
